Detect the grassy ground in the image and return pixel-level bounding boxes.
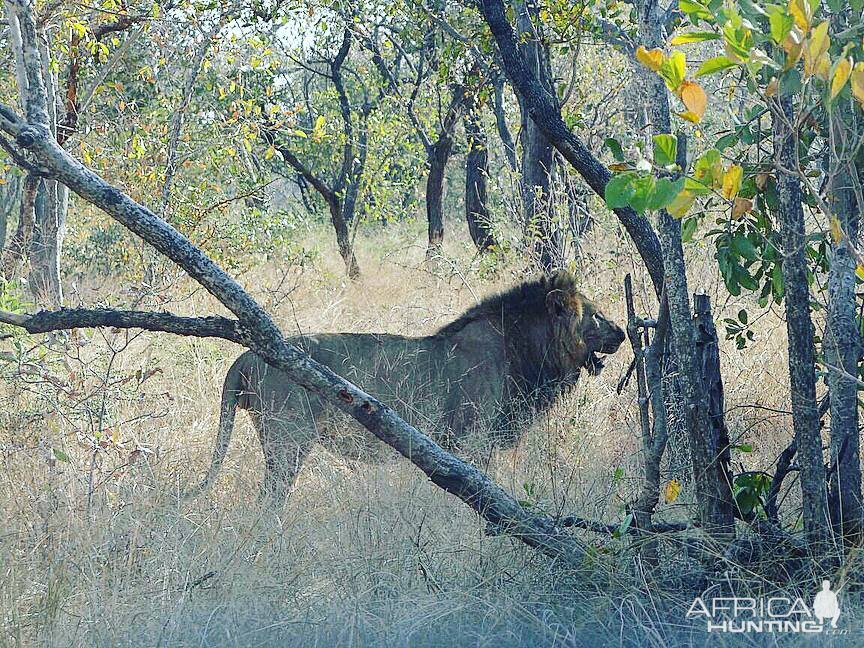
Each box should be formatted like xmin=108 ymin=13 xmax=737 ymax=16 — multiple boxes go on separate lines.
xmin=1 ymin=217 xmax=860 ymax=646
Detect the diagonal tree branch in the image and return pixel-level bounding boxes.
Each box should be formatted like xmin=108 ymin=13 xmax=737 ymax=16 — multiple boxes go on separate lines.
xmin=0 ymin=1 xmax=588 ymax=567
xmin=0 ymin=307 xmax=245 ymax=342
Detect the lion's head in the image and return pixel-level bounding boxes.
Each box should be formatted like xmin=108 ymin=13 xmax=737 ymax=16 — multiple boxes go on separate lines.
xmin=543 ymin=270 xmax=625 ymax=378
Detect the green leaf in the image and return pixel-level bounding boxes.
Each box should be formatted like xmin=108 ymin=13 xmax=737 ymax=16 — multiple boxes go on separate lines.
xmin=650 ymin=177 xmax=686 ymax=211
xmin=659 ymin=50 xmax=687 ymax=91
xmin=738 ymin=309 xmax=749 ymax=325
xmin=767 ymin=6 xmax=794 ymax=44
xmin=679 ymin=0 xmax=713 ymax=20
xmin=605 ymin=137 xmax=625 ymax=162
xmin=671 ymin=31 xmax=721 ymax=45
xmin=681 ymin=217 xmax=698 ymax=242
xmin=693 ymin=149 xmax=724 ymax=189
xmin=604 ymin=173 xmax=636 ymax=209
xmin=695 ymin=56 xmax=738 ymax=76
xmin=53 ymin=448 xmax=70 ymax=463
xmin=629 ymin=175 xmax=657 ymax=214
xmin=653 ymin=134 xmax=678 ymax=167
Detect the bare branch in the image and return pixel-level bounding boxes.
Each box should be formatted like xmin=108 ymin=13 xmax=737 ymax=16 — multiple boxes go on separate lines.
xmin=0 ymin=307 xmax=245 ymax=342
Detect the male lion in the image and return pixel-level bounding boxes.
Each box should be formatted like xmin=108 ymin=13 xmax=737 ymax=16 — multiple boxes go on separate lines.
xmin=194 ymin=270 xmax=625 ymax=505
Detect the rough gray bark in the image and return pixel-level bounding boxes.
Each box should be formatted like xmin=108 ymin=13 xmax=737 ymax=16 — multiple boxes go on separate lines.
xmin=0 ymin=171 xmax=22 ymax=253
xmin=632 ymin=0 xmax=735 ymax=539
xmin=514 ymin=0 xmax=559 ymax=271
xmin=825 ymin=107 xmax=862 ymax=540
xmin=426 ymin=85 xmax=466 ymax=255
xmin=771 ymin=94 xmax=831 ymax=548
xmin=492 ymin=73 xmax=517 ymax=170
xmin=0 ymin=0 xmax=589 ymax=568
xmin=693 ymin=294 xmax=734 ymax=522
xmin=29 ymin=177 xmax=66 ymax=307
xmin=1 ymin=171 xmax=37 ymax=276
xmin=464 ymin=97 xmax=496 ymax=252
xmin=478 ymin=0 xmax=665 ymax=297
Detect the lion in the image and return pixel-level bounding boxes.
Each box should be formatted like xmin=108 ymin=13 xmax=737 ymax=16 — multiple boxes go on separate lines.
xmin=192 ymin=270 xmax=625 ymax=505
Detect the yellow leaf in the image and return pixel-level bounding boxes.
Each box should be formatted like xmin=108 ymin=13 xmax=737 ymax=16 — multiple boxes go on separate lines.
xmin=667 ymin=189 xmax=696 ymax=218
xmin=782 ymin=33 xmax=804 ymax=70
xmin=789 ymin=0 xmax=812 ymax=31
xmin=816 ymin=54 xmax=832 ymax=80
xmin=677 ymin=110 xmax=702 ymax=123
xmin=830 ymin=216 xmax=844 ymax=243
xmin=832 ymin=58 xmax=853 ymax=100
xmin=680 ymin=81 xmax=707 ymax=121
xmin=664 ymin=479 xmax=682 ymax=504
xmin=722 ymin=164 xmax=743 ymax=200
xmin=856 ymin=264 xmax=864 ymax=281
xmin=636 ymin=46 xmax=665 ymax=72
xmin=264 ymin=145 xmax=275 ymax=160
xmin=608 ymin=163 xmax=631 ymax=172
xmin=732 ymin=197 xmax=754 ymax=219
xmin=851 ymin=63 xmax=864 ymax=105
xmin=810 ymin=21 xmax=830 ymax=59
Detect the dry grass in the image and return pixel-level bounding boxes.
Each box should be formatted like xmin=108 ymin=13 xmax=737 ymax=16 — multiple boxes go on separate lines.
xmin=1 ymin=217 xmax=859 ymax=647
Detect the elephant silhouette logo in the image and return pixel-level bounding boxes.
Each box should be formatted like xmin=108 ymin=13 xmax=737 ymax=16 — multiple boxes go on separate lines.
xmin=812 ymin=580 xmax=840 ymax=629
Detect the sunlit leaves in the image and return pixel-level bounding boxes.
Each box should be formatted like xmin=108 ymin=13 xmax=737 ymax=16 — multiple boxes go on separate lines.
xmin=636 ymin=46 xmax=664 ymax=71
xmin=652 ymin=134 xmax=678 ymax=167
xmin=722 ymin=164 xmax=743 ymax=200
xmin=680 ymin=81 xmax=707 ymax=121
xmin=831 ymin=58 xmax=853 ymax=100
xmin=604 ymin=172 xmax=685 ymax=214
xmin=659 ymin=50 xmax=687 ymax=91
xmin=670 ymin=31 xmax=720 ymax=45
xmin=788 ymin=0 xmax=812 ymax=30
xmin=851 ymin=63 xmax=864 ymax=105
xmin=695 ymin=56 xmax=738 ymax=76
xmin=768 ymin=6 xmax=795 ymax=44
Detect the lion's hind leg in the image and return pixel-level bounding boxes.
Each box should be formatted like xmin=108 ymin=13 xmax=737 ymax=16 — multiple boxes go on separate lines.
xmin=251 ymin=409 xmax=315 ymax=509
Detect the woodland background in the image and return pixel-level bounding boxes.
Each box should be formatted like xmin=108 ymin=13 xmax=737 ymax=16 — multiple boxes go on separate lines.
xmin=1 ymin=0 xmax=864 ymax=645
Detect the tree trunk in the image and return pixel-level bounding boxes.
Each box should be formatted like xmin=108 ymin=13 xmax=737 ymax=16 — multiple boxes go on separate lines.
xmin=464 ymin=100 xmax=495 ymax=252
xmin=825 ymin=108 xmax=862 ymax=541
xmin=637 ymin=0 xmax=735 ymax=539
xmin=426 ymin=139 xmax=451 ymax=255
xmin=328 ymin=200 xmax=360 ymax=280
xmin=28 ymin=178 xmax=66 ymax=307
xmin=693 ymin=294 xmax=734 ymax=524
xmin=0 ymin=171 xmax=22 ymax=254
xmin=515 ymin=0 xmax=559 ymax=271
xmin=772 ymin=95 xmax=831 ymax=548
xmin=1 ymin=172 xmax=38 ymax=277
xmin=478 ymin=0 xmax=666 ymax=297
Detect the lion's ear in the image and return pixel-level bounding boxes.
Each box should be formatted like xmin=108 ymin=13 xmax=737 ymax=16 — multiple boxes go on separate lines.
xmin=545 ymin=289 xmax=566 ymax=318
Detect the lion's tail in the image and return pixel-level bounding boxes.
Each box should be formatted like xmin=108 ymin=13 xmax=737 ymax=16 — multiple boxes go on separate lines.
xmin=185 ymin=358 xmax=245 ymax=498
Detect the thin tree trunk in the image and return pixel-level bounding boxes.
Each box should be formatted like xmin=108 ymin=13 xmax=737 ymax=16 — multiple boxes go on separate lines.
xmin=1 ymin=172 xmax=37 ymax=276
xmin=825 ymin=107 xmax=862 ymax=540
xmin=0 ymin=172 xmax=22 ymax=253
xmin=29 ymin=178 xmax=67 ymax=307
xmin=637 ymin=0 xmax=735 ymax=539
xmin=464 ymin=100 xmax=495 ymax=251
xmin=514 ymin=0 xmax=558 ymax=271
xmin=329 ymin=200 xmax=360 ymax=279
xmin=772 ymin=95 xmax=831 ymax=549
xmin=425 ymin=86 xmax=466 ymax=256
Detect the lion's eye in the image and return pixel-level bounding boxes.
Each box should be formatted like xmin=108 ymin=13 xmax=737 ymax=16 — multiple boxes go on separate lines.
xmin=592 ymin=313 xmax=602 ymax=328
